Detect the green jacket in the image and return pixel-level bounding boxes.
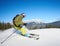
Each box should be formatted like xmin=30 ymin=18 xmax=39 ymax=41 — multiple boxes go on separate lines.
xmin=13 ymin=14 xmax=24 ymax=27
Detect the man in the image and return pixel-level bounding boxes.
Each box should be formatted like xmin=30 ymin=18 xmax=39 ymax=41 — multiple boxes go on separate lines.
xmin=13 ymin=13 xmax=39 ymax=39
xmin=13 ymin=13 xmax=27 ymax=36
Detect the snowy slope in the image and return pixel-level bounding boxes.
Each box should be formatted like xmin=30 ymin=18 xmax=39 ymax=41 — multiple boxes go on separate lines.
xmin=0 ymin=28 xmax=60 ymax=46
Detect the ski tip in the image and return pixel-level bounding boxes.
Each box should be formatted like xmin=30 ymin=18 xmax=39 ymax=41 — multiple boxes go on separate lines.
xmin=36 ymin=38 xmax=39 ymax=40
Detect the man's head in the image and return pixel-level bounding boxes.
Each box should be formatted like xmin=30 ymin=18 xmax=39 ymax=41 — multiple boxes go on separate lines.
xmin=20 ymin=13 xmax=26 ymax=18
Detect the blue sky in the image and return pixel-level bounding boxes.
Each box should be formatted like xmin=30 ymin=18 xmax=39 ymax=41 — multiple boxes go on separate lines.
xmin=0 ymin=0 xmax=60 ymax=23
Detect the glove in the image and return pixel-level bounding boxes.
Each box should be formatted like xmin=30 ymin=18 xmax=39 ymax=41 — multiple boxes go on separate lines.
xmin=23 ymin=23 xmax=27 ymax=26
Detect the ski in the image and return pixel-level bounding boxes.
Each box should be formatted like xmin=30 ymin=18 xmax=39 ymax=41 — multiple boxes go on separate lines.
xmin=28 ymin=34 xmax=40 ymax=40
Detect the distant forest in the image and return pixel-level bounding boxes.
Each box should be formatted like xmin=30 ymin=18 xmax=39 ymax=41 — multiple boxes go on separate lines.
xmin=0 ymin=21 xmax=12 ymax=30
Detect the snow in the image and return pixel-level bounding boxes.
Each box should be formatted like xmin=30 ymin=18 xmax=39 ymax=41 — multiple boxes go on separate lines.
xmin=0 ymin=28 xmax=60 ymax=46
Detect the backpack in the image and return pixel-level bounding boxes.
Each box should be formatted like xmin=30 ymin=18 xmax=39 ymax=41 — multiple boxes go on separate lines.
xmin=13 ymin=14 xmax=19 ymax=27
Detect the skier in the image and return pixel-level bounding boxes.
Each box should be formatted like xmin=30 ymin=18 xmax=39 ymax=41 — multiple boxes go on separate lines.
xmin=13 ymin=13 xmax=28 ymax=36
xmin=13 ymin=13 xmax=39 ymax=39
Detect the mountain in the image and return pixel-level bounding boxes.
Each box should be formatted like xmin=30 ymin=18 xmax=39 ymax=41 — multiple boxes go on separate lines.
xmin=47 ymin=21 xmax=60 ymax=28
xmin=26 ymin=22 xmax=46 ymax=29
xmin=24 ymin=19 xmax=46 ymax=29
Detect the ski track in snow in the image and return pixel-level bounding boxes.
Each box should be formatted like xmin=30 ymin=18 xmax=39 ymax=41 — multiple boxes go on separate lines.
xmin=0 ymin=28 xmax=60 ymax=46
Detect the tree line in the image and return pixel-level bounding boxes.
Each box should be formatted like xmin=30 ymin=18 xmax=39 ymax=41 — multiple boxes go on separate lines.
xmin=0 ymin=21 xmax=12 ymax=31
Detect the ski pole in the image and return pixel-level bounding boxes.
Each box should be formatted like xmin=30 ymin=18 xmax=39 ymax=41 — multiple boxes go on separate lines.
xmin=1 ymin=30 xmax=17 ymax=44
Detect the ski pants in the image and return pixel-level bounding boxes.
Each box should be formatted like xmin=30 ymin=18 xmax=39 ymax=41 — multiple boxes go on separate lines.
xmin=14 ymin=26 xmax=27 ymax=35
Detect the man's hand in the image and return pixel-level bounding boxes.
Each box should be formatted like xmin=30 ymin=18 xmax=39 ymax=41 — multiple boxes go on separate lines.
xmin=23 ymin=23 xmax=27 ymax=26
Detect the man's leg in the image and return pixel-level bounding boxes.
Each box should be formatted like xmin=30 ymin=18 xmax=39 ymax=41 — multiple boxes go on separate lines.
xmin=19 ymin=27 xmax=31 ymax=37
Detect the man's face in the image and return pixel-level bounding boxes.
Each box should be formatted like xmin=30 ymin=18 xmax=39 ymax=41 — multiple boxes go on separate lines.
xmin=21 ymin=13 xmax=26 ymax=18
